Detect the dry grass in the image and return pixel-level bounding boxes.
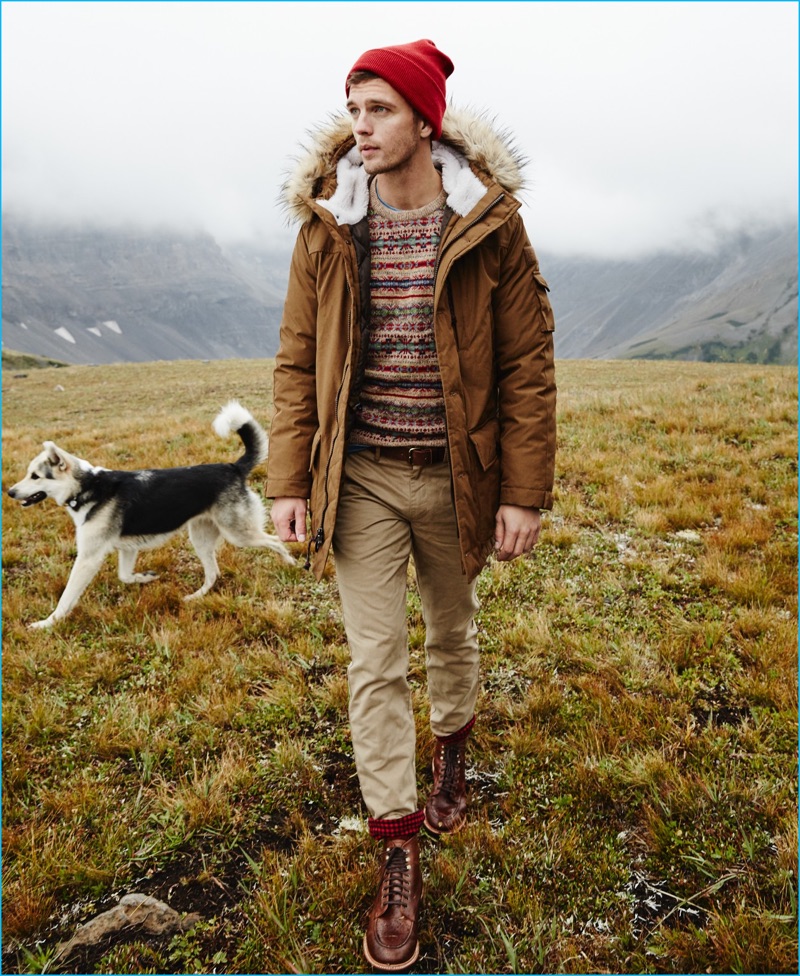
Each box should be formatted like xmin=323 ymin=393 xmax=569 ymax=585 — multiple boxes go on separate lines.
xmin=2 ymin=358 xmax=797 ymax=974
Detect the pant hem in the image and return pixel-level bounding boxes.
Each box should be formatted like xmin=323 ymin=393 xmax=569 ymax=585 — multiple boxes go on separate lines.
xmin=436 ymin=715 xmax=475 ymax=745
xmin=368 ymin=810 xmax=425 ymax=838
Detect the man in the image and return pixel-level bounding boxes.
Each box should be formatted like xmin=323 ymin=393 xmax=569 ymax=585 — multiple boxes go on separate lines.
xmin=268 ymin=38 xmax=556 ymax=971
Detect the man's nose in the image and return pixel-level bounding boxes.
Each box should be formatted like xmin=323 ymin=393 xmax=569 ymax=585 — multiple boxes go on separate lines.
xmin=353 ymin=112 xmax=371 ymax=136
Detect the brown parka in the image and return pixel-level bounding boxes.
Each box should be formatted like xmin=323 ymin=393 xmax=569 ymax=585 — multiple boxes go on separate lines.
xmin=266 ymin=107 xmax=557 ymax=581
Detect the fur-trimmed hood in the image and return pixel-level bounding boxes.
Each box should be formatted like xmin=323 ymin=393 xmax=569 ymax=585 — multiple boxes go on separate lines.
xmin=280 ymin=105 xmax=528 ymax=226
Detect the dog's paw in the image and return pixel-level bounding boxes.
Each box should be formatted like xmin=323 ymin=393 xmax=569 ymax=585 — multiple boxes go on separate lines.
xmin=29 ymin=617 xmax=56 ymax=630
xmin=129 ymin=571 xmax=159 ymax=583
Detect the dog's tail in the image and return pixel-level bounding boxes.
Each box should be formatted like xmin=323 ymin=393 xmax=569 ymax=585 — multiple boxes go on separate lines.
xmin=213 ymin=401 xmax=268 ymax=473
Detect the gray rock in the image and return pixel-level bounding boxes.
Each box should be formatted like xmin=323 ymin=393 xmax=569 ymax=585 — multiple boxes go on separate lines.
xmin=54 ymin=893 xmax=200 ymax=964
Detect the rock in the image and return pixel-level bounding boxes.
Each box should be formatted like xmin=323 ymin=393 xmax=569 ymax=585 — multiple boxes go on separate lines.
xmin=54 ymin=893 xmax=200 ymax=964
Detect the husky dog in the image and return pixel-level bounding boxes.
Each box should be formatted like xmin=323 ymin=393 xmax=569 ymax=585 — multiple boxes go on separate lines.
xmin=7 ymin=401 xmax=294 ymax=629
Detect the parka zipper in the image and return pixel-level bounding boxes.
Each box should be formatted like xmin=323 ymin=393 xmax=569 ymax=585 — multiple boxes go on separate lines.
xmin=432 ymin=191 xmax=506 ymax=381
xmin=304 ymin=526 xmax=325 ymax=571
xmin=432 ymin=192 xmax=507 ymax=553
xmin=433 ymin=193 xmax=506 ymax=285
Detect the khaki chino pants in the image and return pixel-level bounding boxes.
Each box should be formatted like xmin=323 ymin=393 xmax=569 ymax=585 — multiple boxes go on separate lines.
xmin=332 ymin=451 xmax=480 ymax=821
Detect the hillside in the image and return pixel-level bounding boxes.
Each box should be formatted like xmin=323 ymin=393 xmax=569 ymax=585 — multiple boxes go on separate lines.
xmin=546 ymin=223 xmax=797 ymax=365
xmin=2 ymin=215 xmax=796 ymax=365
xmin=1 ymin=218 xmax=286 ymax=365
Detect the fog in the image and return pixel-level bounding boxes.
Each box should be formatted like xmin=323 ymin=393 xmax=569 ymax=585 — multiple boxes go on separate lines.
xmin=2 ymin=1 xmax=797 ymax=257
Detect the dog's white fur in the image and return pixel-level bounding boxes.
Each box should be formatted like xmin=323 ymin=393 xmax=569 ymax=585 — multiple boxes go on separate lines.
xmin=7 ymin=401 xmax=294 ymax=629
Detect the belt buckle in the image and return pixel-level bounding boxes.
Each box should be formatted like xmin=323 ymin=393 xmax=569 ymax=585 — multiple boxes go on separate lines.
xmin=408 ymin=447 xmax=432 ymax=466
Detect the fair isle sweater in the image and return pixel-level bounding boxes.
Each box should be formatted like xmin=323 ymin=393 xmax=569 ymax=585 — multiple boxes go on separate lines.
xmin=349 ymin=180 xmax=448 ymax=449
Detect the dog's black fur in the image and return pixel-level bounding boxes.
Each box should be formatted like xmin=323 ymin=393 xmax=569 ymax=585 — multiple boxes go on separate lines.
xmin=8 ymin=401 xmax=294 ymax=629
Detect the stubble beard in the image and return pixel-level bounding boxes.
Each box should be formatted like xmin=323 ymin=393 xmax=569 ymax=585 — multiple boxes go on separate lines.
xmin=360 ymin=130 xmax=420 ymax=179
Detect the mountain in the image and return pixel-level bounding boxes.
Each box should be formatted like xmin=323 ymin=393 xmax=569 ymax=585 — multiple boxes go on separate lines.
xmin=542 ymin=223 xmax=797 ymax=365
xmin=2 ymin=215 xmax=796 ymax=366
xmin=1 ymin=218 xmax=287 ymax=365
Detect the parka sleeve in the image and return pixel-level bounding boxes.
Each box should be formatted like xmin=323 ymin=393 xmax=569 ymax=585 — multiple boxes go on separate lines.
xmin=491 ymin=213 xmax=557 ymax=510
xmin=266 ymin=226 xmax=320 ymax=500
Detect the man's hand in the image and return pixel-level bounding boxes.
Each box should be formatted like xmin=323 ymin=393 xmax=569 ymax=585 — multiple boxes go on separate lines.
xmin=270 ymin=497 xmax=308 ymax=543
xmin=494 ymin=505 xmax=541 ymax=562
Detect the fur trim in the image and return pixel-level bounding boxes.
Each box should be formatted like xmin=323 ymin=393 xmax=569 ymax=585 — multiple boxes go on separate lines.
xmin=431 ymin=142 xmax=486 ymax=218
xmin=317 ymin=145 xmax=370 ymax=225
xmin=280 ymin=114 xmax=355 ymax=226
xmin=440 ymin=105 xmax=527 ymax=197
xmin=280 ymin=105 xmax=527 ymax=226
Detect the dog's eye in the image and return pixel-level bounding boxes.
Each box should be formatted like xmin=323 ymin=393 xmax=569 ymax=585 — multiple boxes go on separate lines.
xmin=30 ymin=473 xmax=39 ymax=480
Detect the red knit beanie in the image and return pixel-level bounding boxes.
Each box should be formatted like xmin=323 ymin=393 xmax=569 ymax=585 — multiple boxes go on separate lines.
xmin=346 ymin=39 xmax=454 ymax=140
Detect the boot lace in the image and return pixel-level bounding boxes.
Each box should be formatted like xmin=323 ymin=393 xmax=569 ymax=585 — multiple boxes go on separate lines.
xmin=440 ymin=743 xmax=464 ymax=796
xmin=382 ymin=846 xmax=411 ymax=909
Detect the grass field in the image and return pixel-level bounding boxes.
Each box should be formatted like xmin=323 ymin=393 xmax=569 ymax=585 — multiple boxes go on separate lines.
xmin=2 ymin=357 xmax=797 ymax=974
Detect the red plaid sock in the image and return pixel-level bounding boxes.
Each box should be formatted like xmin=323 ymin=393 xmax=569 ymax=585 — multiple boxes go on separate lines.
xmin=437 ymin=715 xmax=475 ymax=745
xmin=368 ymin=809 xmax=425 ymax=839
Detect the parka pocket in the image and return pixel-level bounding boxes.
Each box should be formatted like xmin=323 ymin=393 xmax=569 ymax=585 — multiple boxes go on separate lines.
xmin=532 ymin=273 xmax=555 ymax=333
xmin=524 ymin=246 xmax=556 ymax=332
xmin=468 ymin=419 xmax=500 ymax=472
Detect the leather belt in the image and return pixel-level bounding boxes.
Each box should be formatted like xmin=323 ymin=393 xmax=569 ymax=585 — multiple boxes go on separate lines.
xmin=371 ymin=445 xmax=448 ymax=466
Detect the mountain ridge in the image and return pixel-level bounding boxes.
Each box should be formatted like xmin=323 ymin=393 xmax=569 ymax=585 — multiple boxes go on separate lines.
xmin=1 ymin=219 xmax=286 ymax=364
xmin=543 ymin=223 xmax=797 ymax=364
xmin=2 ymin=215 xmax=796 ymax=366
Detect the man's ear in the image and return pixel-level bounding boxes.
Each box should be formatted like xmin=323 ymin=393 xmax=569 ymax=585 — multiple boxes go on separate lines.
xmin=419 ymin=118 xmax=434 ymax=140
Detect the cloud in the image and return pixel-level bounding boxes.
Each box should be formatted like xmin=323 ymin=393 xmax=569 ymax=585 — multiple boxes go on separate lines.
xmin=2 ymin=1 xmax=797 ymax=257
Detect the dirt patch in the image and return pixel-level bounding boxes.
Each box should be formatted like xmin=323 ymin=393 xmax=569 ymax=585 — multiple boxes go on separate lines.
xmin=690 ymin=682 xmax=749 ymax=728
xmin=2 ymin=827 xmax=296 ymax=975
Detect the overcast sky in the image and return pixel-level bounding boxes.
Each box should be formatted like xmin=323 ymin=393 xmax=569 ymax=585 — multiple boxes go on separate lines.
xmin=2 ymin=1 xmax=797 ymax=257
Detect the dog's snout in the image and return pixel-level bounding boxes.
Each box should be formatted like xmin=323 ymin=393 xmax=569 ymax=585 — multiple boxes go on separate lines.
xmin=7 ymin=486 xmax=17 ymax=498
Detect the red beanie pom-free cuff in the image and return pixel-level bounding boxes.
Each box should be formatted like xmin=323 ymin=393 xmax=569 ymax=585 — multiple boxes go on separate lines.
xmin=346 ymin=39 xmax=454 ymax=140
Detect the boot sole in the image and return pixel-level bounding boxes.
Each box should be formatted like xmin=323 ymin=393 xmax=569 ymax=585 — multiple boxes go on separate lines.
xmin=363 ymin=934 xmax=419 ymax=972
xmin=423 ymin=812 xmax=467 ymax=836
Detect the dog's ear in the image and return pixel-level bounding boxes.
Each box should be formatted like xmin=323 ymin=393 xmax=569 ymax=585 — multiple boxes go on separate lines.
xmin=43 ymin=441 xmax=71 ymax=471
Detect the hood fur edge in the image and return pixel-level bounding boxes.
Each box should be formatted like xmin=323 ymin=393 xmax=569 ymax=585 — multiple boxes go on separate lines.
xmin=279 ymin=105 xmax=529 ymax=226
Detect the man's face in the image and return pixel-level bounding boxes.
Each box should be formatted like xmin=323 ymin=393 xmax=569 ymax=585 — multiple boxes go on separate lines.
xmin=346 ymin=77 xmax=431 ymax=177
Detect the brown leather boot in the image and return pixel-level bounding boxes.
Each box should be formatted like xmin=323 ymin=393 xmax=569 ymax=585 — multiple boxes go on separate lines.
xmin=423 ymin=737 xmax=467 ymax=835
xmin=363 ymin=835 xmax=422 ymax=972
